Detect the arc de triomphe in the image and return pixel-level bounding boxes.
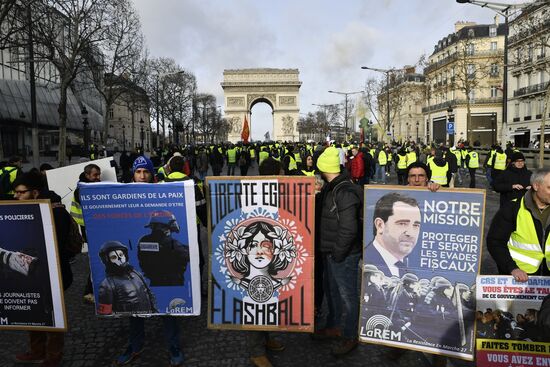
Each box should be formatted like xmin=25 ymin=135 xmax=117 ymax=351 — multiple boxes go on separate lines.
xmin=221 ymin=68 xmax=301 ymax=142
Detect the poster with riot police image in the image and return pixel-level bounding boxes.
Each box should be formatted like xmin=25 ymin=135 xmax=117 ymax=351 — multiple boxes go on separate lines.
xmin=207 ymin=177 xmax=315 ymax=332
xmin=0 ymin=201 xmax=67 ymax=331
xmin=476 ymin=275 xmax=550 ymax=367
xmin=359 ymin=187 xmax=485 ymax=361
xmin=79 ymin=182 xmax=200 ymax=317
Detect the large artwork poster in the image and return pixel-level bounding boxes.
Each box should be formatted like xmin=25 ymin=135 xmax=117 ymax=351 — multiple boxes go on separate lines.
xmin=476 ymin=275 xmax=550 ymax=367
xmin=80 ymin=182 xmax=200 ymax=317
xmin=0 ymin=201 xmax=67 ymax=331
xmin=359 ymin=186 xmax=485 ymax=360
xmin=207 ymin=177 xmax=315 ymax=332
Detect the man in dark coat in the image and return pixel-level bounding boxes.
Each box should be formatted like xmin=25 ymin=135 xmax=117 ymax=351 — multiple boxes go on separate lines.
xmin=493 ymin=152 xmax=532 ymax=208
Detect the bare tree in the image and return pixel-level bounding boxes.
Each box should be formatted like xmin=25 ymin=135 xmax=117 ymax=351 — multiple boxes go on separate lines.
xmin=450 ymin=36 xmax=502 ymax=141
xmin=32 ymin=0 xmax=111 ymax=166
xmin=89 ymin=0 xmax=145 ymax=146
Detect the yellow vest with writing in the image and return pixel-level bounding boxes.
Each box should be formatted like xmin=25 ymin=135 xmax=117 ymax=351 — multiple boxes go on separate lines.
xmin=468 ymin=152 xmax=479 ymax=169
xmin=507 ymin=197 xmax=550 ymax=273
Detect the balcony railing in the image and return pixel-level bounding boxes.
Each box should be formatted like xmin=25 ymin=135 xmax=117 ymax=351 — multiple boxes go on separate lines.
xmin=513 ymin=81 xmax=550 ymax=98
xmin=422 ymin=97 xmax=502 ymax=113
xmin=509 ymin=17 xmax=550 ymax=45
xmin=425 ymin=50 xmax=504 ymax=74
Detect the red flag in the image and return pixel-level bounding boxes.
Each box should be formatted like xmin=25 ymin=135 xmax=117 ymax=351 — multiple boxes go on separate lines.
xmin=241 ymin=115 xmax=250 ymax=143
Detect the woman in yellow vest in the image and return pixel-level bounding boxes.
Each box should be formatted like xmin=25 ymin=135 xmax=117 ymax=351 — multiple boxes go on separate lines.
xmin=301 ymin=154 xmax=317 ymax=176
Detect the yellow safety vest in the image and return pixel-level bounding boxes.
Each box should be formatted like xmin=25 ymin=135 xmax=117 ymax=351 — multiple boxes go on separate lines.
xmin=397 ymin=155 xmax=407 ymax=169
xmin=288 ymin=156 xmax=297 ymax=170
xmin=452 ymin=150 xmax=461 ymax=165
xmin=428 ymin=161 xmax=449 ymax=185
xmin=259 ymin=151 xmax=269 ymax=165
xmin=489 ymin=149 xmax=496 ymax=165
xmin=507 ymin=197 xmax=550 ymax=273
xmin=70 ymin=194 xmax=85 ymax=226
xmin=378 ymin=151 xmax=387 ymax=165
xmin=227 ymin=148 xmax=237 ymax=163
xmin=302 ymin=170 xmax=315 ymax=177
xmin=369 ymin=149 xmax=375 ymax=158
xmin=427 ymin=156 xmax=434 ymax=165
xmin=468 ymin=152 xmax=479 ymax=169
xmin=406 ymin=152 xmax=417 ymax=167
xmin=388 ymin=153 xmax=393 ymax=162
xmin=294 ymin=153 xmax=302 ymax=163
xmin=250 ymin=149 xmax=256 ymax=159
xmin=0 ymin=166 xmax=18 ymax=195
xmin=494 ymin=152 xmax=507 ymax=171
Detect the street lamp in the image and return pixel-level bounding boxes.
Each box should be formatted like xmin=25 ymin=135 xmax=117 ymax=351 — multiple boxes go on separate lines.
xmin=447 ymin=106 xmax=455 ymax=146
xmin=416 ymin=121 xmax=420 ymax=143
xmin=122 ymin=124 xmax=126 ymax=151
xmin=328 ymin=90 xmax=362 ymax=139
xmin=140 ymin=118 xmax=145 ymax=150
xmin=82 ymin=106 xmax=89 ymax=156
xmin=362 ymin=66 xmax=400 ymax=135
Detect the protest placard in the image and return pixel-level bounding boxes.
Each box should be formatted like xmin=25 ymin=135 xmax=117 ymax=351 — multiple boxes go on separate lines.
xmin=80 ymin=182 xmax=200 ymax=316
xmin=207 ymin=176 xmax=315 ymax=332
xmin=0 ymin=201 xmax=67 ymax=331
xmin=359 ymin=186 xmax=485 ymax=360
xmin=476 ymin=275 xmax=550 ymax=367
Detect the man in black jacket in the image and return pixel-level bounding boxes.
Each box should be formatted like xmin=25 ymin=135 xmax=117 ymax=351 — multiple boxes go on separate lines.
xmin=493 ymin=152 xmax=532 ymax=208
xmin=316 ymin=146 xmax=362 ymax=356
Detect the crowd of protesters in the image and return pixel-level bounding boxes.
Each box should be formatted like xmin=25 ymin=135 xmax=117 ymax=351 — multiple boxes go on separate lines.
xmin=0 ymin=138 xmax=543 ymax=367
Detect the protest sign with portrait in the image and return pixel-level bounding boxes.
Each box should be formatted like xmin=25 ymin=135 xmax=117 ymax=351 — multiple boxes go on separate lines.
xmin=207 ymin=176 xmax=315 ymax=332
xmin=359 ymin=186 xmax=485 ymax=361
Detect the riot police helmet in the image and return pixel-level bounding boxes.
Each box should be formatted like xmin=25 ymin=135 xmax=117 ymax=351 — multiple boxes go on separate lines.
xmin=145 ymin=210 xmax=180 ymax=233
xmin=99 ymin=241 xmax=129 ymax=266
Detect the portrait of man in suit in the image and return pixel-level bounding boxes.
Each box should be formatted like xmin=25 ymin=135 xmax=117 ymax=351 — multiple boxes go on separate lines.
xmin=365 ymin=192 xmax=421 ymax=277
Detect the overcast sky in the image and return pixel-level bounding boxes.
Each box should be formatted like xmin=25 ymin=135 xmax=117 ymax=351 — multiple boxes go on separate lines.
xmin=132 ymin=0 xmax=522 ymax=140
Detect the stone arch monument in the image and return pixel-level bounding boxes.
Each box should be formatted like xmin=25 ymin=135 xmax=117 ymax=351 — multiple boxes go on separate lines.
xmin=221 ymin=68 xmax=301 ymax=142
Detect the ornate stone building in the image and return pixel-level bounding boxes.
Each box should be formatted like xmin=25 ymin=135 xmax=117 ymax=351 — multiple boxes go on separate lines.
xmin=221 ymin=68 xmax=301 ymax=142
xmin=506 ymin=2 xmax=550 ymax=147
xmin=423 ymin=21 xmax=505 ymax=146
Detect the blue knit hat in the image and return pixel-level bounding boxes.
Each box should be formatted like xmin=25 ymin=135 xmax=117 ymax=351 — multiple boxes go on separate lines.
xmin=132 ymin=156 xmax=154 ymax=174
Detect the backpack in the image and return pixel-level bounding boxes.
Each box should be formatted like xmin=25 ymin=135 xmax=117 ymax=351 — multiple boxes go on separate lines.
xmin=0 ymin=167 xmax=16 ymax=195
xmin=331 ymin=180 xmax=364 ymax=242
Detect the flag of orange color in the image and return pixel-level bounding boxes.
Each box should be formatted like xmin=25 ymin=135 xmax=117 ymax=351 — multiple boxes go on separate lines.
xmin=241 ymin=115 xmax=250 ymax=143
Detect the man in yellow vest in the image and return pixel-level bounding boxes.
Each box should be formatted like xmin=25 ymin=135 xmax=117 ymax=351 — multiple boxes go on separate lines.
xmin=0 ymin=155 xmax=22 ymax=199
xmin=396 ymin=148 xmax=408 ymax=185
xmin=491 ymin=146 xmax=508 ymax=186
xmin=226 ymin=144 xmax=237 ymax=176
xmin=406 ymin=147 xmax=417 ymax=167
xmin=464 ymin=147 xmax=479 ymax=188
xmin=374 ymin=145 xmax=387 ymax=184
xmin=487 ymin=168 xmax=550 ymax=282
xmin=427 ymin=150 xmax=450 ymax=186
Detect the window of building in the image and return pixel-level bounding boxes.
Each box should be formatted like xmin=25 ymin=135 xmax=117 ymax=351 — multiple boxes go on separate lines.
xmin=489 ymin=25 xmax=497 ymax=37
xmin=491 ymin=86 xmax=498 ymax=98
xmin=527 ymin=72 xmax=532 ymax=87
xmin=540 ymin=70 xmax=545 ymax=84
xmin=515 ymin=102 xmax=520 ymax=118
xmin=466 ymin=43 xmax=475 ymax=56
xmin=491 ymin=42 xmax=497 ymax=51
xmin=468 ymin=29 xmax=475 ymax=38
xmin=468 ymin=89 xmax=475 ymax=102
xmin=490 ymin=64 xmax=499 ymax=76
xmin=539 ymin=98 xmax=545 ymax=115
xmin=525 ymin=100 xmax=532 ymax=117
xmin=528 ymin=44 xmax=533 ymax=61
xmin=108 ymin=108 xmax=114 ymax=119
xmin=467 ymin=64 xmax=475 ymax=78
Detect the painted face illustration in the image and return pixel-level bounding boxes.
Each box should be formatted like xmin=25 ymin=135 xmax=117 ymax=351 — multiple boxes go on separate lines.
xmin=108 ymin=250 xmax=127 ymax=266
xmin=247 ymin=231 xmax=274 ymax=269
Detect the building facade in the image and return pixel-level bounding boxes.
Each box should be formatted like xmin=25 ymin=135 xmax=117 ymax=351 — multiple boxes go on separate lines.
xmin=0 ymin=4 xmax=104 ymax=159
xmin=506 ymin=2 xmax=550 ymax=148
xmin=423 ymin=21 xmax=505 ymax=146
xmin=377 ymin=66 xmax=426 ymax=143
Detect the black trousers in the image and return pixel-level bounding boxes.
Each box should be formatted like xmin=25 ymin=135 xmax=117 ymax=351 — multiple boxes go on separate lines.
xmin=469 ymin=168 xmax=476 ymax=188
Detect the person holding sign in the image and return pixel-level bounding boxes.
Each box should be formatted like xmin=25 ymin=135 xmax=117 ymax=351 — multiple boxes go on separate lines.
xmin=488 ymin=168 xmax=550 ymax=282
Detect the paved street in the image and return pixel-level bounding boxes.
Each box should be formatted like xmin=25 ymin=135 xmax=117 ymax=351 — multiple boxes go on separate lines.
xmin=0 ymin=163 xmax=501 ymax=367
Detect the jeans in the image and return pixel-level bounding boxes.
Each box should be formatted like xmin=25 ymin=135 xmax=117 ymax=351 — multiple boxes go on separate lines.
xmin=375 ymin=164 xmax=386 ymax=183
xmin=128 ymin=316 xmax=181 ymax=353
xmin=469 ymin=168 xmax=477 ymax=188
xmin=324 ymin=252 xmax=361 ymax=339
xmin=227 ymin=163 xmax=236 ymax=176
xmin=486 ymin=167 xmax=493 ymax=188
